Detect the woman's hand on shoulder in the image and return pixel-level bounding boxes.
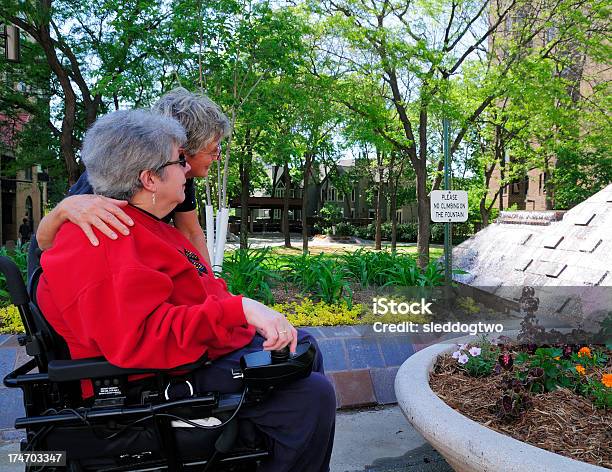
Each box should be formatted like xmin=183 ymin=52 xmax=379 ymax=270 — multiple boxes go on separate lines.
xmin=59 ymin=195 xmax=134 ymax=246
xmin=242 ymin=298 xmax=298 ymax=353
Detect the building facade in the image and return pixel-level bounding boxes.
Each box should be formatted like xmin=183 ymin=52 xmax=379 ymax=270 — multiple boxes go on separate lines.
xmin=1 ymin=24 xmax=48 ymax=244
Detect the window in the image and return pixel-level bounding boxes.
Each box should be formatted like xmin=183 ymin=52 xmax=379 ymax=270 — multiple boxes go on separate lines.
xmin=396 ymin=210 xmax=402 ymax=224
xmin=351 ymin=188 xmax=356 ymax=202
xmin=295 ymin=210 xmax=302 ymax=220
xmin=274 ymin=185 xmax=284 ymax=198
xmin=543 ymin=172 xmax=548 ymax=193
xmin=321 ymin=188 xmax=325 ymax=202
xmin=25 ymin=166 xmax=32 ymax=181
xmin=273 ymin=209 xmax=281 ymax=220
xmin=350 ymin=209 xmax=355 ymax=219
xmin=328 ymin=187 xmax=336 ymax=202
xmin=539 ymin=173 xmax=543 ymax=194
xmin=512 ymin=182 xmax=520 ymax=194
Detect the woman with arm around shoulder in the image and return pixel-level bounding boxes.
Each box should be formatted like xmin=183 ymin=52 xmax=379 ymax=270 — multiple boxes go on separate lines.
xmin=36 ymin=109 xmax=335 ymax=472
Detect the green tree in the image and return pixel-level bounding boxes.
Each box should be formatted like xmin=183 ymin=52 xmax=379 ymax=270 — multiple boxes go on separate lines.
xmin=1 ymin=0 xmax=173 ymax=184
xmin=311 ymin=0 xmax=593 ymax=266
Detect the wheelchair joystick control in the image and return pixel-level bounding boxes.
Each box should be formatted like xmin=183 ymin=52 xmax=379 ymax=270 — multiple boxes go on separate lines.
xmin=270 ymin=346 xmax=290 ymax=364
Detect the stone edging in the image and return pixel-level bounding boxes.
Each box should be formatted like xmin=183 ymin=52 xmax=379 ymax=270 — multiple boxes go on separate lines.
xmin=394 ymin=341 xmax=609 ymax=472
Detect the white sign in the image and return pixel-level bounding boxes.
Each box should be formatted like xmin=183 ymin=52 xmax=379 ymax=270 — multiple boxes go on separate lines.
xmin=430 ymin=190 xmax=468 ymax=222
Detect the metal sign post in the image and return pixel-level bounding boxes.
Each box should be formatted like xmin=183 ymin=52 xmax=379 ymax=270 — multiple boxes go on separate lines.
xmin=443 ymin=118 xmax=452 ymax=286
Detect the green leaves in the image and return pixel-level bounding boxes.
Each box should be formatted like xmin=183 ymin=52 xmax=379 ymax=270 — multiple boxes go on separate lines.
xmin=219 ymin=247 xmax=278 ymax=304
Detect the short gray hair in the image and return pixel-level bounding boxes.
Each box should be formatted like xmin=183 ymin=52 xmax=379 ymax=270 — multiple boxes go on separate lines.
xmin=153 ymin=87 xmax=230 ymax=155
xmin=81 ymin=109 xmax=186 ymax=200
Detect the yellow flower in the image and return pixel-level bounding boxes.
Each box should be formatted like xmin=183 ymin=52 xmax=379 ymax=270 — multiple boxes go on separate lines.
xmin=575 ymin=365 xmax=586 ymax=375
xmin=553 ymin=356 xmax=560 ymax=361
xmin=577 ymin=347 xmax=592 ymax=358
xmin=603 ymin=374 xmax=612 ymax=388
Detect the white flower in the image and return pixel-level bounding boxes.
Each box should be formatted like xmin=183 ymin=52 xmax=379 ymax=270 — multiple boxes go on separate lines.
xmin=469 ymin=347 xmax=482 ymax=357
xmin=458 ymin=354 xmax=469 ymax=365
xmin=452 ymin=350 xmax=462 ymax=359
xmin=459 ymin=343 xmax=469 ymax=351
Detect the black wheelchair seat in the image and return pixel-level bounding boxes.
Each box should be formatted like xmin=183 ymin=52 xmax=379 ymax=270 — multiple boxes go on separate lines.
xmin=0 ymin=255 xmax=316 ymax=471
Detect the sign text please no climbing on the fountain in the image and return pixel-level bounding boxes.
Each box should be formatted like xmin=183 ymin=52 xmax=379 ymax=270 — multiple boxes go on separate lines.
xmin=430 ymin=190 xmax=469 ymax=222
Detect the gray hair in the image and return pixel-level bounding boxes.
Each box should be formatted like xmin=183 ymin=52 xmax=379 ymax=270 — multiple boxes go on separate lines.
xmin=81 ymin=109 xmax=186 ymax=200
xmin=152 ymin=87 xmax=230 ymax=155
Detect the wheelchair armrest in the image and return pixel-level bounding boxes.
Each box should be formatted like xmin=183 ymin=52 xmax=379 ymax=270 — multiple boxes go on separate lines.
xmin=48 ymin=355 xmax=210 ymax=382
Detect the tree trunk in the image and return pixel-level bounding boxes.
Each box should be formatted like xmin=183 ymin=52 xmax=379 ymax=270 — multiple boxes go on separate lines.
xmin=415 ymin=160 xmax=430 ymax=269
xmin=480 ymin=199 xmax=489 ymax=226
xmin=544 ymin=158 xmax=554 ymax=210
xmin=302 ymin=152 xmax=312 ymax=254
xmin=480 ymin=163 xmax=497 ymax=227
xmin=283 ymin=162 xmax=291 ymax=247
xmin=239 ymin=129 xmax=252 ymax=250
xmin=375 ymin=154 xmax=384 ymax=251
xmin=390 ymin=180 xmax=398 ymax=252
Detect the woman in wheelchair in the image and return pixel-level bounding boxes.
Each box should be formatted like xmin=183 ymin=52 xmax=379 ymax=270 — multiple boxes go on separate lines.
xmin=36 ymin=109 xmax=336 ymax=472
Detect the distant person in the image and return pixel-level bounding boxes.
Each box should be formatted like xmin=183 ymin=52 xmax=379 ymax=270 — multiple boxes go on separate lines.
xmin=18 ymin=218 xmax=31 ymax=245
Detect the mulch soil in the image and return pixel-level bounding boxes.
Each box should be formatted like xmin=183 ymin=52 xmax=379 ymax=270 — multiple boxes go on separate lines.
xmin=429 ymin=354 xmax=612 ymax=469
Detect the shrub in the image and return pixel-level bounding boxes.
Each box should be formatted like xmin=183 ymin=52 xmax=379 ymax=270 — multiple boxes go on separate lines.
xmin=273 ymin=299 xmax=363 ymax=326
xmin=0 ymin=304 xmax=24 ymax=334
xmin=354 ymin=224 xmax=375 ymax=240
xmin=317 ymin=203 xmax=343 ymax=234
xmin=334 ymin=222 xmax=354 ymax=237
xmin=397 ymin=223 xmax=418 ymax=242
xmin=0 ymin=243 xmax=29 ymax=306
xmin=219 ymin=247 xmax=278 ymax=304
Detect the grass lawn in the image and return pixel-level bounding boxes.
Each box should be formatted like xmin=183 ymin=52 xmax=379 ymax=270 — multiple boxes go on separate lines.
xmin=268 ymin=244 xmax=445 ymax=260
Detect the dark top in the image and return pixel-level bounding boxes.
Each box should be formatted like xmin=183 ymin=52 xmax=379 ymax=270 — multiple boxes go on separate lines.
xmin=69 ymin=171 xmax=197 ymax=222
xmin=19 ymin=222 xmax=32 ymax=239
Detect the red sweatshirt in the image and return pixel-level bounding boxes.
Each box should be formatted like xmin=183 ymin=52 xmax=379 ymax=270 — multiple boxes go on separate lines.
xmin=37 ymin=205 xmax=255 ymax=396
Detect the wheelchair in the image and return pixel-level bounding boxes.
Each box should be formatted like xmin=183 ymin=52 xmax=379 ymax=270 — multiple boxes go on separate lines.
xmin=0 ymin=255 xmax=316 ymax=471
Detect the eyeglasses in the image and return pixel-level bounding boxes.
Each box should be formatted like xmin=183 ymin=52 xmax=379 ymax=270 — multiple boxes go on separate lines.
xmin=157 ymin=153 xmax=187 ymax=171
xmin=204 ymin=145 xmax=221 ymax=160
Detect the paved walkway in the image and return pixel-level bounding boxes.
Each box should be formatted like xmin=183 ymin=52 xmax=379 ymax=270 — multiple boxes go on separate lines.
xmin=0 ymin=405 xmax=452 ymax=472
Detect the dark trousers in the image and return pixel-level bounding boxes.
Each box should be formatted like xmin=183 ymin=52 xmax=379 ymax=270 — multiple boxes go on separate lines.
xmin=193 ymin=330 xmax=336 ymax=472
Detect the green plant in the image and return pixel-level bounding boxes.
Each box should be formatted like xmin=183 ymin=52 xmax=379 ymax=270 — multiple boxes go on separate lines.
xmin=317 ymin=202 xmax=343 ymax=234
xmin=219 ymin=247 xmax=278 ymax=304
xmin=334 ymin=222 xmax=354 ymax=237
xmin=452 ymin=340 xmax=500 ymax=377
xmin=381 ymin=256 xmax=422 ymax=286
xmin=0 ymin=304 xmax=24 ymax=334
xmin=580 ymin=376 xmax=612 ymax=409
xmin=282 ymin=253 xmax=353 ymax=306
xmin=0 ymin=243 xmax=29 ymax=306
xmin=456 ymin=297 xmax=481 ymax=315
xmin=515 ymin=347 xmax=575 ymax=392
xmin=273 ymin=298 xmax=363 ymax=326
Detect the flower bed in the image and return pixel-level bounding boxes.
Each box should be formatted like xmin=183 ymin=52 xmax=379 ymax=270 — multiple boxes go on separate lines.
xmin=429 ymin=340 xmax=611 ymax=468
